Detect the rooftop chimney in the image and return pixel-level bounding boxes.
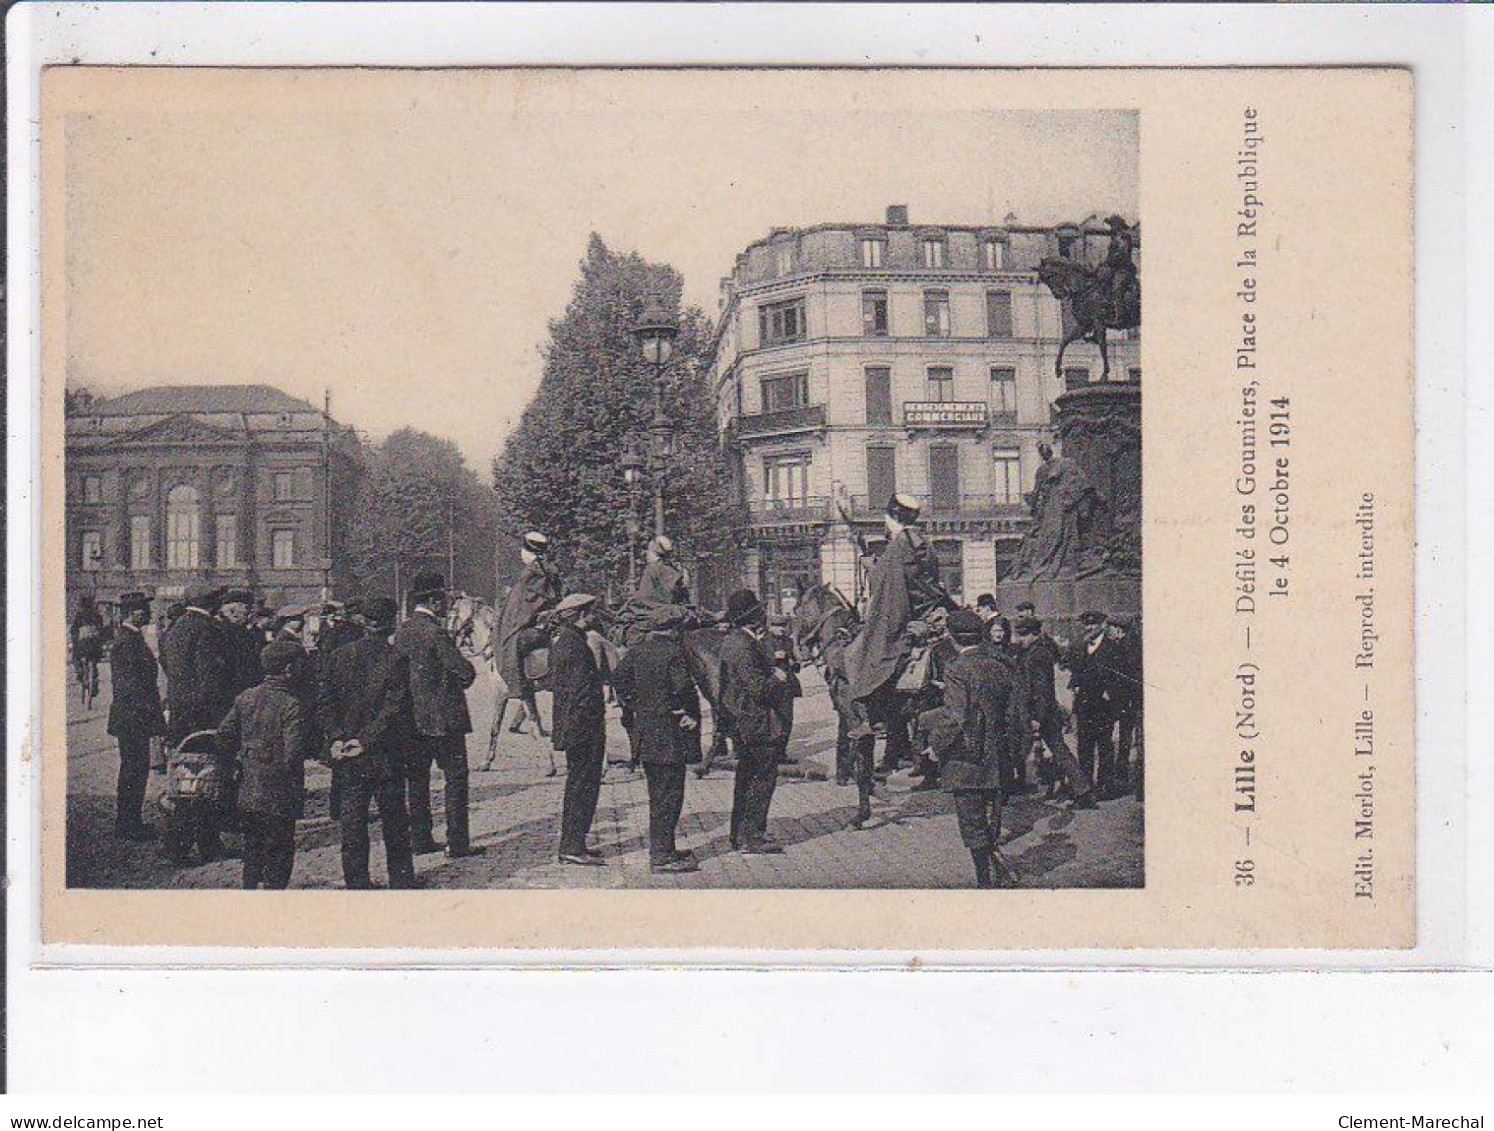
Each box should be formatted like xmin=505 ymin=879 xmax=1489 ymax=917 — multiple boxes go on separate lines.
xmin=885 ymin=204 xmax=909 ymax=226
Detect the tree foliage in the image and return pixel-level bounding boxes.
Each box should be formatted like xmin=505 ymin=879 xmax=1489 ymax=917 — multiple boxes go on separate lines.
xmin=492 ymin=234 xmax=734 ymax=601
xmin=347 ymin=427 xmax=506 ymax=607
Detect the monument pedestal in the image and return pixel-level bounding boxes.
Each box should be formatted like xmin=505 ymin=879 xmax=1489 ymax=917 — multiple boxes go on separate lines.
xmin=996 ymin=381 xmax=1140 ymax=625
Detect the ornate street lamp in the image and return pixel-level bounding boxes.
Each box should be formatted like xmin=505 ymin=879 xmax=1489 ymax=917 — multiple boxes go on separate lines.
xmin=621 ymin=443 xmax=646 ymax=590
xmin=631 ymin=296 xmax=679 ymax=538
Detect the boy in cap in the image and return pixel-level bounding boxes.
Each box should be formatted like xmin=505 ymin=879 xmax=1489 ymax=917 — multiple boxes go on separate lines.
xmin=549 ymin=593 xmax=609 ymax=864
xmin=393 ymin=571 xmax=483 ymax=859
xmin=919 ymin=609 xmax=1019 ymax=888
xmin=215 ymin=639 xmax=313 ymax=889
xmin=611 ymin=604 xmax=701 ymax=873
xmin=107 ymin=591 xmax=165 ymax=840
xmin=318 ymin=596 xmax=419 ymax=889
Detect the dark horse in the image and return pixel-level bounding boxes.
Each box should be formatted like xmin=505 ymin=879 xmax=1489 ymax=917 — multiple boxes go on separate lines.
xmin=1036 ymin=221 xmax=1141 ymax=382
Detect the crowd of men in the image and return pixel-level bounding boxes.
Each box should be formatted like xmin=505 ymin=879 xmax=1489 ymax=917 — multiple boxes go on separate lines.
xmin=82 ymin=491 xmax=1141 ymax=891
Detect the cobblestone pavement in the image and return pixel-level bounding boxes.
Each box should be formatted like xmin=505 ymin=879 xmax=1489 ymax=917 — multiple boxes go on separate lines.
xmin=66 ymin=662 xmax=1143 ymax=891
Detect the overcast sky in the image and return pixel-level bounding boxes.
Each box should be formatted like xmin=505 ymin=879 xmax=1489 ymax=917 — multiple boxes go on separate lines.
xmin=60 ymin=69 xmax=1137 ymax=469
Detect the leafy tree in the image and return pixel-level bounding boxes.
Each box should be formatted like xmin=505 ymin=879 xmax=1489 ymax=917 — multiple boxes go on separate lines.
xmin=492 ymin=234 xmax=735 ymax=603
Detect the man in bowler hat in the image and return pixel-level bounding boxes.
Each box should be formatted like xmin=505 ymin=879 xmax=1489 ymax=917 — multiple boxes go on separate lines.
xmin=107 ymin=591 xmax=165 ymax=840
xmin=549 ymin=593 xmax=609 ymax=865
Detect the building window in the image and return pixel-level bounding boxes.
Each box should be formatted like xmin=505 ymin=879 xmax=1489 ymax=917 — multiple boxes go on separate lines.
xmin=130 ymin=516 xmax=152 ymax=571
xmin=1064 ymin=366 xmax=1091 ymax=389
xmin=933 ymin=539 xmax=964 ymax=603
xmin=82 ymin=475 xmax=102 ymax=504
xmin=921 ymin=237 xmax=947 ymax=269
xmin=80 ymin=531 xmax=103 ymax=572
xmin=859 ymin=237 xmax=885 ymax=269
xmin=272 ymin=529 xmax=296 ymax=568
xmin=866 ymin=446 xmax=897 ymax=510
xmin=923 ymin=290 xmax=950 ymax=337
xmin=274 ymin=471 xmax=294 ymax=501
xmin=758 ymin=297 xmax=806 ymax=346
xmin=166 ymin=485 xmax=201 ymax=571
xmin=861 ymin=290 xmax=889 ymax=337
xmin=982 ymin=238 xmax=1008 ymax=271
xmin=986 ymin=290 xmax=1013 ymax=338
xmin=864 ymin=366 xmax=893 ymax=427
xmin=927 ymin=366 xmax=955 ymax=403
xmin=994 ymin=538 xmax=1020 ymax=584
xmin=760 ymin=371 xmax=809 ymax=413
xmin=993 ymin=448 xmax=1021 ymax=505
xmin=930 ymin=444 xmax=961 ymax=511
xmin=990 ymin=366 xmax=1017 ymax=415
xmin=216 ymin=514 xmax=238 ymax=569
xmin=774 ymin=244 xmax=794 ymax=276
xmin=764 ymin=454 xmax=811 ymax=509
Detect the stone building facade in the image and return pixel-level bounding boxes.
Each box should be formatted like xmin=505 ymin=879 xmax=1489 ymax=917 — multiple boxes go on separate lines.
xmin=65 ymin=384 xmax=361 ymax=619
xmin=708 ymin=206 xmax=1140 ymax=614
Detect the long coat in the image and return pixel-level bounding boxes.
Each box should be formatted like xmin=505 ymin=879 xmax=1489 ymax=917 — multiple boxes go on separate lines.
xmin=317 ymin=633 xmax=412 ymax=782
xmin=497 ymin=560 xmax=563 ymax=693
xmin=215 ymin=676 xmax=310 ymax=820
xmin=160 ymin=608 xmax=234 ymax=740
xmin=549 ymin=624 xmax=606 ymax=752
xmin=845 ymin=528 xmax=951 ymax=702
xmin=921 ymin=648 xmax=1014 ymax=792
xmin=392 ymin=610 xmax=475 ymax=737
xmin=222 ymin=621 xmax=265 ymax=700
xmin=718 ymin=627 xmax=790 ymax=751
xmin=107 ymin=625 xmax=165 ymax=739
xmin=1064 ymin=636 xmax=1121 ymax=716
xmin=612 ymin=635 xmax=700 ymax=767
xmin=1012 ymin=636 xmax=1064 ymax=729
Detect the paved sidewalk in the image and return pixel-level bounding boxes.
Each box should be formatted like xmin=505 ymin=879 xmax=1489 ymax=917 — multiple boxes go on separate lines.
xmin=66 ymin=665 xmax=1143 ymax=891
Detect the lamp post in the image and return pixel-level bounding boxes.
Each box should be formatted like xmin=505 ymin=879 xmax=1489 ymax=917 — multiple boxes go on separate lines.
xmin=631 ymin=296 xmax=680 ymax=540
xmin=621 ymin=444 xmax=645 ymax=590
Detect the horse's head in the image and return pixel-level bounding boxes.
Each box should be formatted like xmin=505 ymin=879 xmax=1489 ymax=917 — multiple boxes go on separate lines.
xmin=1037 ymin=256 xmax=1087 ymax=299
xmin=787 ymin=583 xmax=859 ymax=663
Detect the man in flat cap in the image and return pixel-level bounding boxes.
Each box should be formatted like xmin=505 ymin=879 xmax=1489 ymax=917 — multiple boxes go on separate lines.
xmin=107 ymin=591 xmax=165 ymax=840
xmin=719 ymin=589 xmax=794 ymax=853
xmin=318 ymin=596 xmax=418 ymax=889
xmin=393 ymin=571 xmax=483 ymax=859
xmin=842 ymin=493 xmax=954 ymax=773
xmin=611 ymin=604 xmax=701 ymax=873
xmin=1062 ymin=611 xmax=1122 ymax=797
xmin=549 ymin=593 xmax=609 ymax=865
xmin=160 ymin=581 xmax=235 ymax=858
xmin=490 ymin=531 xmax=564 ymax=754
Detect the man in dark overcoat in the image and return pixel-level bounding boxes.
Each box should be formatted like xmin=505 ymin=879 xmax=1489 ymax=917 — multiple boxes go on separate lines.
xmin=107 ymin=591 xmax=165 ymax=840
xmin=719 ymin=589 xmax=793 ymax=853
xmin=393 ymin=571 xmax=484 ymax=860
xmin=611 ymin=605 xmax=700 ymax=873
xmin=1011 ymin=617 xmax=1095 ymax=809
xmin=491 ymin=531 xmax=564 ymax=748
xmin=214 ymin=639 xmax=312 ymax=889
xmin=1107 ymin=616 xmax=1143 ymax=799
xmin=549 ymin=593 xmax=608 ymax=865
xmin=318 ymin=596 xmax=418 ymax=889
xmin=920 ymin=609 xmax=1019 ymax=888
xmin=1063 ymin=611 xmax=1122 ymax=796
xmin=217 ymin=588 xmax=264 ymax=700
xmin=160 ymin=582 xmax=234 ymax=858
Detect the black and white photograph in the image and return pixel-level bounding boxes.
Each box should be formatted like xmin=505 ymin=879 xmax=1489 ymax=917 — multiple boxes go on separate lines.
xmin=54 ymin=71 xmax=1142 ymax=896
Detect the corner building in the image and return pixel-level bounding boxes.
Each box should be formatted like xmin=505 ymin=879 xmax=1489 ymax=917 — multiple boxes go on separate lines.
xmin=709 ymin=206 xmax=1140 ymax=613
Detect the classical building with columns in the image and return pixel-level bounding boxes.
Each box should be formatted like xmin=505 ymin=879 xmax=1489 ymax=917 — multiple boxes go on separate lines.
xmin=64 ymin=384 xmax=362 ymax=618
xmin=708 ymin=206 xmax=1140 ymax=614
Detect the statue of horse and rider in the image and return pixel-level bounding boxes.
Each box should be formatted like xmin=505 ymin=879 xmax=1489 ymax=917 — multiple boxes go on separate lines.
xmin=1037 ymin=215 xmax=1140 ymax=382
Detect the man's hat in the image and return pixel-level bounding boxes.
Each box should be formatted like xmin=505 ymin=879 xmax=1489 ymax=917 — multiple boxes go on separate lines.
xmin=726 ymin=589 xmax=765 ymax=626
xmin=1015 ymin=601 xmax=1037 ymax=614
xmin=118 ymin=590 xmax=152 ymax=614
xmin=220 ymin=588 xmax=254 ymax=608
xmin=362 ymin=596 xmax=398 ymax=625
xmin=975 ymin=593 xmax=998 ymax=611
xmin=555 ymin=592 xmax=597 ymax=618
xmin=260 ymin=638 xmax=305 ymax=676
xmin=648 ymin=534 xmax=675 ymax=556
xmin=641 ymin=604 xmax=684 ymax=633
xmin=184 ymin=581 xmax=221 ymax=609
xmin=1080 ymin=610 xmax=1108 ymax=627
xmin=410 ymin=571 xmax=447 ymax=601
xmin=522 ymin=532 xmax=549 ymax=554
xmin=1014 ymin=616 xmax=1043 ymax=637
xmin=948 ymin=608 xmax=986 ymax=641
xmin=886 ymin=493 xmax=922 ymax=525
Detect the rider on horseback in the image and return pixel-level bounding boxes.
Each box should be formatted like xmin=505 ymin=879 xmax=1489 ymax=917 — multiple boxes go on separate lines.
xmin=491 ymin=531 xmax=564 ymax=750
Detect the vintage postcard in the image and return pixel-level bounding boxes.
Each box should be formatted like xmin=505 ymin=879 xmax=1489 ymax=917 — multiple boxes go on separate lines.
xmin=38 ymin=66 xmax=1412 ymax=951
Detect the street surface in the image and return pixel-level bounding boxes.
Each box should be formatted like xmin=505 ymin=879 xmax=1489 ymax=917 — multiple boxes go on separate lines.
xmin=66 ymin=661 xmax=1143 ymax=890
